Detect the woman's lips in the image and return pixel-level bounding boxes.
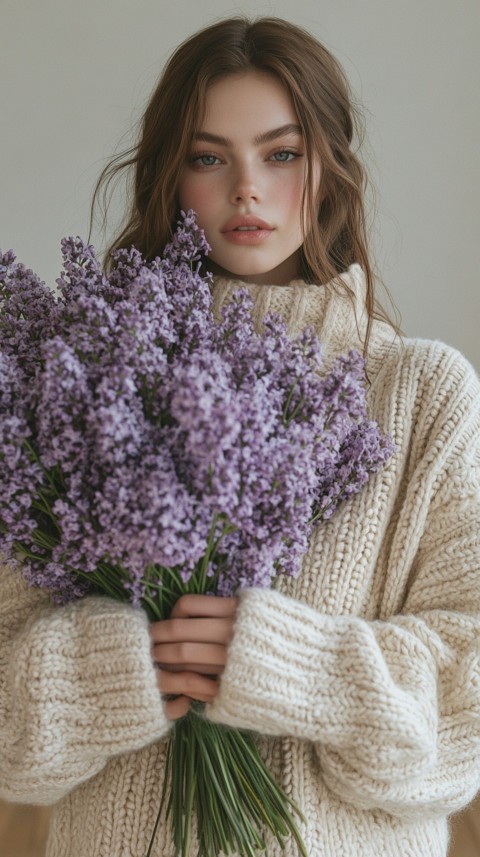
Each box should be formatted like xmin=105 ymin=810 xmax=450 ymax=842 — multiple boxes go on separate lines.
xmin=221 ymin=228 xmax=273 ymax=245
xmin=220 ymin=215 xmax=274 ymax=245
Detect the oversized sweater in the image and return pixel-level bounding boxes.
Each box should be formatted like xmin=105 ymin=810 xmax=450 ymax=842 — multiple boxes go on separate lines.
xmin=0 ymin=264 xmax=479 ymax=857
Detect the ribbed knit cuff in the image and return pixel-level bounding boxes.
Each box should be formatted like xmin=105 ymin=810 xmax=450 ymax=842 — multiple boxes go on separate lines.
xmin=16 ymin=596 xmax=172 ymax=759
xmin=205 ymin=587 xmax=333 ymax=738
xmin=205 ymin=587 xmax=438 ymax=778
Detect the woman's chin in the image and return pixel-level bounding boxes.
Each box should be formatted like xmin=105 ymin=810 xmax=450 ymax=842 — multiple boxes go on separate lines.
xmin=208 ymin=257 xmax=300 ymax=286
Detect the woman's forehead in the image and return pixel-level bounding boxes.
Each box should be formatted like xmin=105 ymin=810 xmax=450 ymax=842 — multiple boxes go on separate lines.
xmin=198 ymin=71 xmax=301 ymax=139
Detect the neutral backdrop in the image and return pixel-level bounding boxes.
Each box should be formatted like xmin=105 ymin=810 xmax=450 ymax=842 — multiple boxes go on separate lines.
xmin=1 ymin=0 xmax=479 ymax=368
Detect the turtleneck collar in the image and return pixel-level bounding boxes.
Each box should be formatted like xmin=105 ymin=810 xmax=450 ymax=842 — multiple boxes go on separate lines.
xmin=209 ymin=263 xmax=375 ymax=364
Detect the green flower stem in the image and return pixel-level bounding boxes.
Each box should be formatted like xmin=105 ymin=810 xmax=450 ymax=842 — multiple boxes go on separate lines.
xmin=188 ymin=732 xmax=254 ymax=854
xmin=182 ymin=730 xmax=196 ymax=855
xmin=157 ymin=711 xmax=308 ymax=857
xmin=30 ymin=495 xmax=62 ymax=531
xmin=193 ymin=722 xmax=257 ymax=844
xmin=226 ymin=729 xmax=307 ymax=854
xmin=283 ymin=378 xmax=299 ymax=424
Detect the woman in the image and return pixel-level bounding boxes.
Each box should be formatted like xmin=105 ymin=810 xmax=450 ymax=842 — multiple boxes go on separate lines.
xmin=1 ymin=16 xmax=479 ymax=857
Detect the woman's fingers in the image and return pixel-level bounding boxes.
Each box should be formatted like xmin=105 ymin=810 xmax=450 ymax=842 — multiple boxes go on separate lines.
xmin=169 ymin=594 xmax=238 ymax=619
xmin=155 ymin=662 xmax=224 ymax=676
xmin=150 ymin=616 xmax=235 ymax=645
xmin=163 ymin=694 xmax=191 ymax=721
xmin=158 ymin=669 xmax=219 ymax=703
xmin=152 ymin=641 xmax=227 ymax=670
xmin=149 ymin=595 xmax=239 ymax=679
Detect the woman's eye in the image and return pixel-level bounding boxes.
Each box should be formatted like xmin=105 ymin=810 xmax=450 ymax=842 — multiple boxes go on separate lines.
xmin=191 ymin=154 xmax=220 ymax=167
xmin=270 ymin=150 xmax=298 ymax=163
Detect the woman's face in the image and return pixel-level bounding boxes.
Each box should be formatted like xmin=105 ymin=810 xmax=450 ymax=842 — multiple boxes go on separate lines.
xmin=177 ymin=71 xmax=320 ymax=285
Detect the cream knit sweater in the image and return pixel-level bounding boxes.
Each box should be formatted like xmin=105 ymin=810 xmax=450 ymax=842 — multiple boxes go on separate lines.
xmin=0 ymin=265 xmax=479 ymax=857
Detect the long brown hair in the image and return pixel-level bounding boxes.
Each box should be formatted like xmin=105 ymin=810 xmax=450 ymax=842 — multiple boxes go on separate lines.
xmin=89 ymin=16 xmax=401 ymax=350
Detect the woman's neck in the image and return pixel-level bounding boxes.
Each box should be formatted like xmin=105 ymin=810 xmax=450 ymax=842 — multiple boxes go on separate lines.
xmin=207 ymin=249 xmax=302 ymax=286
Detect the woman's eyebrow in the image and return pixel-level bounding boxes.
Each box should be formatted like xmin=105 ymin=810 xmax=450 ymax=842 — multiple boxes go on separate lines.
xmin=193 ymin=123 xmax=302 ymax=147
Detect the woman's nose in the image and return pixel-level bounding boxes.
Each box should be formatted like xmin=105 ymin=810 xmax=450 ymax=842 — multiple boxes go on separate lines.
xmin=229 ymin=165 xmax=261 ymax=204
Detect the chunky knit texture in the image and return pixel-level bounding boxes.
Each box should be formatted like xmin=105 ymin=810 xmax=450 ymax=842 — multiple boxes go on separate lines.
xmin=0 ymin=264 xmax=479 ymax=856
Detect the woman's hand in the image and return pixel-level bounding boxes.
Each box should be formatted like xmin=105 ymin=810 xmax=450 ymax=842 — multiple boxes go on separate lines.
xmin=150 ymin=594 xmax=238 ymax=720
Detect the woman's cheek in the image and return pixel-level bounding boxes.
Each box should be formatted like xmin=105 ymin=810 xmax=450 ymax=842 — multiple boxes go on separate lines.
xmin=179 ymin=173 xmax=217 ymax=215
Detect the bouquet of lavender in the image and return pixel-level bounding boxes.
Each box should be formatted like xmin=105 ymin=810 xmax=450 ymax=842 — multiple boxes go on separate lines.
xmin=0 ymin=211 xmax=394 ymax=857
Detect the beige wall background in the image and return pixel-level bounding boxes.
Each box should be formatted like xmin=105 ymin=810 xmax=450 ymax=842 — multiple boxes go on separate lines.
xmin=1 ymin=0 xmax=479 ymax=370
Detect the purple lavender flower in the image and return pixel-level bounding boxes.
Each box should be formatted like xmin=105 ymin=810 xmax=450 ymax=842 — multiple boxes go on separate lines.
xmin=162 ymin=209 xmax=212 ymax=265
xmin=0 ymin=350 xmax=44 ymax=554
xmin=55 ymin=236 xmax=108 ymax=302
xmin=0 ymin=210 xmax=394 ymax=610
xmin=36 ymin=337 xmax=94 ymax=473
xmin=0 ymin=249 xmax=59 ymax=375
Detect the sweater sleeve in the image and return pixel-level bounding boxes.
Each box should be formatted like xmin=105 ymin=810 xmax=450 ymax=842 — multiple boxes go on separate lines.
xmin=205 ymin=347 xmax=480 ymax=822
xmin=0 ymin=564 xmax=172 ymax=804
